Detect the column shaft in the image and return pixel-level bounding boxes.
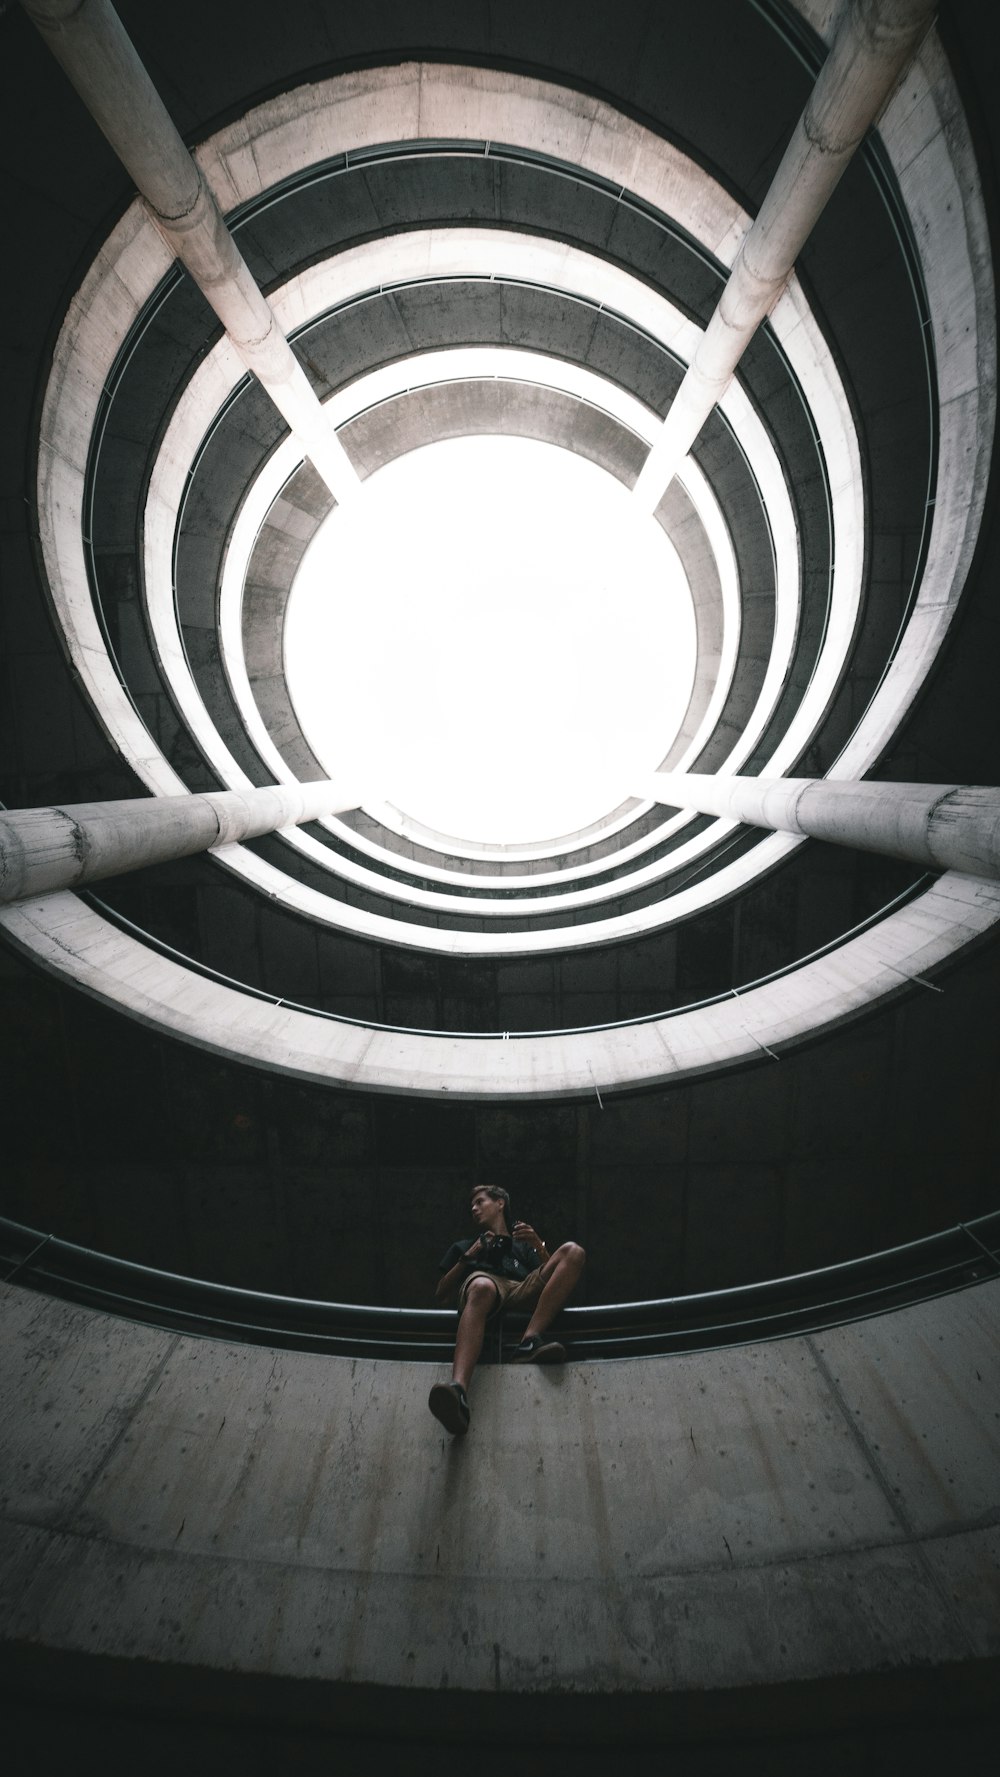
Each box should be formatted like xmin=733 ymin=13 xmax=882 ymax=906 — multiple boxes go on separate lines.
xmin=632 ymin=0 xmax=936 ymax=513
xmin=0 ymin=782 xmax=360 ymax=904
xmin=643 ymin=773 xmax=1000 ymax=880
xmin=23 ymin=0 xmax=359 ymax=506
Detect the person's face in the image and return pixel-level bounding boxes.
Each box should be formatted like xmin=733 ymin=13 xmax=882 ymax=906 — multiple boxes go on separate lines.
xmin=470 ymin=1188 xmax=506 ymax=1232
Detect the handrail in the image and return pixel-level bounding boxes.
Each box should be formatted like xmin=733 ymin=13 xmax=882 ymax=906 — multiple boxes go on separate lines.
xmin=1 ymin=1210 xmax=996 ymax=1362
xmin=81 ymin=871 xmax=929 ymax=1040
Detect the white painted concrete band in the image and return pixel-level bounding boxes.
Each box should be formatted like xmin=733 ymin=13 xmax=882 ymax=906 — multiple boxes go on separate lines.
xmin=1 ymin=870 xmax=996 ymax=1092
xmin=131 ymin=112 xmax=853 ymax=924
xmin=217 ymin=349 xmax=742 ymax=876
xmin=39 ymin=66 xmax=850 ymax=850
xmin=28 ymin=52 xmax=996 ymax=1074
xmin=143 ymin=227 xmax=806 ymax=864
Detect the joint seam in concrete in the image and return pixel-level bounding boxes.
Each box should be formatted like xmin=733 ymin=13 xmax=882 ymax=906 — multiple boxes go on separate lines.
xmin=925 ymin=784 xmax=962 ymax=869
xmin=55 ymin=810 xmax=89 ymax=874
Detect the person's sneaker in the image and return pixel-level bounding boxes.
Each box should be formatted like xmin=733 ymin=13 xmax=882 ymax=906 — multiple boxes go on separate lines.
xmin=428 ymin=1381 xmax=470 ymax=1435
xmin=510 ymin=1334 xmax=566 ymax=1364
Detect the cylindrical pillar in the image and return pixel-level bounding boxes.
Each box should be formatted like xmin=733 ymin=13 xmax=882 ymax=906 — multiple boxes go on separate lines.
xmin=0 ymin=781 xmax=361 ymax=904
xmin=23 ymin=0 xmax=359 ymax=507
xmin=642 ymin=773 xmax=1000 ymax=880
xmin=632 ymin=0 xmax=936 ymax=513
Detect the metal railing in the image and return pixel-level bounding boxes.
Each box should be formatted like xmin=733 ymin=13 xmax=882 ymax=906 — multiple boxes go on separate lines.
xmin=80 ymin=871 xmax=930 ymax=1041
xmin=1 ymin=1209 xmax=996 ymax=1362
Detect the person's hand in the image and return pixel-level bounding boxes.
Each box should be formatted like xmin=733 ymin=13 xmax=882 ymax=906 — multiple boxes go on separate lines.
xmin=464 ymin=1236 xmax=486 ymax=1262
xmin=513 ymin=1221 xmax=545 ymax=1252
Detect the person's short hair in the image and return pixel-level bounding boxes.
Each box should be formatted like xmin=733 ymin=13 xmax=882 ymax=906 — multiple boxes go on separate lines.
xmin=472 ymin=1184 xmax=512 ymax=1229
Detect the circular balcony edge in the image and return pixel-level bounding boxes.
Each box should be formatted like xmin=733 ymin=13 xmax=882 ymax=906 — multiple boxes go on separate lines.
xmin=2 ymin=1209 xmax=997 ymax=1362
xmin=0 ymin=871 xmax=996 ymax=1093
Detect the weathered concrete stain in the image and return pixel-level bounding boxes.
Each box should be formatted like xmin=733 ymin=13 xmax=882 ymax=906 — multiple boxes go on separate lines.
xmin=0 ymin=1279 xmax=997 ymax=1699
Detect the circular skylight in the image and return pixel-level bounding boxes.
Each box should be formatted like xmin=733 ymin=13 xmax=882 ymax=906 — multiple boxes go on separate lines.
xmin=284 ymin=435 xmax=697 ymax=845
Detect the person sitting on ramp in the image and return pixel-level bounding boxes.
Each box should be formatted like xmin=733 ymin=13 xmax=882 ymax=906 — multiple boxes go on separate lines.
xmin=429 ymin=1184 xmax=586 ymax=1436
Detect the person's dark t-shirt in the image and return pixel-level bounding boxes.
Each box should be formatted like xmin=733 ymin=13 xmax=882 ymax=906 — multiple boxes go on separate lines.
xmin=438 ymin=1235 xmax=540 ymax=1283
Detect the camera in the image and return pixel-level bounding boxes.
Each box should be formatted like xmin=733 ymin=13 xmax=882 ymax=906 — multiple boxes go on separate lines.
xmin=479 ymin=1230 xmax=511 ymax=1257
xmin=476 ymin=1230 xmax=520 ymax=1277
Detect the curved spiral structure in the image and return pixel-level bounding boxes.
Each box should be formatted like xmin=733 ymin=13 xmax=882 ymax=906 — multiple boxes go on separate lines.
xmin=2 ymin=3 xmax=1000 ymax=1756
xmin=5 ymin=10 xmax=996 ymax=1102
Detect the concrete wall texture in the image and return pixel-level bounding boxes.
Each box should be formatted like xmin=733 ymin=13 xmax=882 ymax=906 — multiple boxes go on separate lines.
xmin=3 ymin=0 xmax=1000 ymax=1758
xmin=2 ymin=1276 xmax=998 ymax=1760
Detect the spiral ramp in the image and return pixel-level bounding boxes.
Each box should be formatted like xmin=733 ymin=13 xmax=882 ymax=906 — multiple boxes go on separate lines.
xmin=1 ymin=0 xmax=999 ymax=1763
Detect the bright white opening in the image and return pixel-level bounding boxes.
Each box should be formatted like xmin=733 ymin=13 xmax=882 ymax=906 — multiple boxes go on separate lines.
xmin=284 ymin=435 xmax=697 ymax=845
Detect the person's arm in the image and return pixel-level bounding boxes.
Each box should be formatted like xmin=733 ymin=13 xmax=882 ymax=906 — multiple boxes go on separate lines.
xmin=435 ymin=1238 xmax=483 ymax=1305
xmin=512 ymin=1221 xmax=549 ymax=1266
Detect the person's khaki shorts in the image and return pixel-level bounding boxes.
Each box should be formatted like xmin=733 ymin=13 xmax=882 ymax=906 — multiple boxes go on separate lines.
xmin=457 ymin=1267 xmax=545 ymax=1317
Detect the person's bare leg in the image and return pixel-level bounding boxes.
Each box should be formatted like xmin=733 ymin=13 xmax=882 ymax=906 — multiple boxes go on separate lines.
xmin=521 ymin=1242 xmax=586 ymax=1341
xmin=453 ymin=1278 xmax=500 ymax=1389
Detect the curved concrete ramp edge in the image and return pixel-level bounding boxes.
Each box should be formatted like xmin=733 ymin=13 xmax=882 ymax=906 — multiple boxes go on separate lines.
xmin=1 ymin=1279 xmax=998 ymax=1750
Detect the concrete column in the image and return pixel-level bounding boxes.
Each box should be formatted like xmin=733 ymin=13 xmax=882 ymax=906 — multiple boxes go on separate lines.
xmin=0 ymin=781 xmax=362 ymax=903
xmin=642 ymin=772 xmax=1000 ymax=880
xmin=23 ymin=0 xmax=359 ymax=507
xmin=632 ymin=0 xmax=936 ymax=514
